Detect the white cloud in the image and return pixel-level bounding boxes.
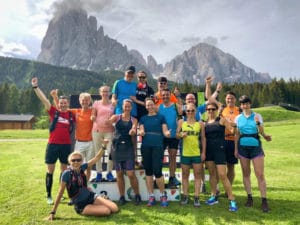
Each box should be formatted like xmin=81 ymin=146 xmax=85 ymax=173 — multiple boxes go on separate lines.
xmin=0 ymin=0 xmax=299 ymax=78
xmin=0 ymin=38 xmax=31 ymax=57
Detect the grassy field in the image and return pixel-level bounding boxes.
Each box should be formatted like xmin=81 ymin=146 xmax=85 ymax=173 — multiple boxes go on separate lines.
xmin=0 ymin=106 xmax=300 ymax=225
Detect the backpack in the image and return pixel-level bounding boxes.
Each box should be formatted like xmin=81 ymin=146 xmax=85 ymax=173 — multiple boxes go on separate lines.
xmin=49 ymin=110 xmax=74 ymax=134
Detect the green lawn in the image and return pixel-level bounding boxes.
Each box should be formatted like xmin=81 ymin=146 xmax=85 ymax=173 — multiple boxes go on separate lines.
xmin=0 ymin=107 xmax=300 ymax=225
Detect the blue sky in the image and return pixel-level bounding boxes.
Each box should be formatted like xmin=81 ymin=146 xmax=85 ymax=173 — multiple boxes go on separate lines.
xmin=0 ymin=0 xmax=299 ymax=79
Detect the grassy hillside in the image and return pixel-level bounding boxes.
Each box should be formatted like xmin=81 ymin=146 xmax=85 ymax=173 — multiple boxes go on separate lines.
xmin=253 ymin=106 xmax=300 ymax=124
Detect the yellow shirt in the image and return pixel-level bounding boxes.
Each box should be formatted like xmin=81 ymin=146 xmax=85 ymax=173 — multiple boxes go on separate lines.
xmin=181 ymin=121 xmax=201 ymax=157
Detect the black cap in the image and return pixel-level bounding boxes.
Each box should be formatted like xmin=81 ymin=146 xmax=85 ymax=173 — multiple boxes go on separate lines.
xmin=126 ymin=65 xmax=136 ymax=73
xmin=158 ymin=76 xmax=168 ymax=82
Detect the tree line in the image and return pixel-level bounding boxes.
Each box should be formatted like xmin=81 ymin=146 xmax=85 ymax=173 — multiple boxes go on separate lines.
xmin=0 ymin=78 xmax=299 ymax=118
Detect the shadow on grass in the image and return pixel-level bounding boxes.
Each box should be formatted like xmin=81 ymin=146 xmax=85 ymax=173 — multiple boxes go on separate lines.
xmin=70 ymin=194 xmax=300 ymax=225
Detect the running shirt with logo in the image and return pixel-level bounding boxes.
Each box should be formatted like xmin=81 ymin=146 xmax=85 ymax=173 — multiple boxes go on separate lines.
xmin=48 ymin=105 xmax=72 ymax=144
xmin=181 ymin=121 xmax=201 ymax=157
xmin=222 ymin=106 xmax=240 ymax=141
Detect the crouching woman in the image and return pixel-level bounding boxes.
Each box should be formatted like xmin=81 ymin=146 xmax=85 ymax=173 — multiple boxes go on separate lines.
xmin=48 ymin=142 xmax=118 ymax=220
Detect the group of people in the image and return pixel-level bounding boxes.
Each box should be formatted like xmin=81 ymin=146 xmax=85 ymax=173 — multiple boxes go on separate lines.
xmin=31 ymin=65 xmax=272 ymax=220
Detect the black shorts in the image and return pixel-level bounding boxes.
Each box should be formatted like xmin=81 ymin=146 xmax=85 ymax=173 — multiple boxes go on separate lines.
xmin=163 ymin=138 xmax=179 ymax=150
xmin=45 ymin=144 xmax=71 ymax=164
xmin=238 ymin=145 xmax=264 ymax=159
xmin=141 ymin=146 xmax=164 ymax=177
xmin=205 ymin=142 xmax=226 ymax=165
xmin=224 ymin=140 xmax=238 ymax=164
xmin=74 ymin=192 xmax=96 ymax=214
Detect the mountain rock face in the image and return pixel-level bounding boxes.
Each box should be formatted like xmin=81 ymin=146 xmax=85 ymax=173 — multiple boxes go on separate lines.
xmin=161 ymin=43 xmax=271 ymax=84
xmin=37 ymin=8 xmax=149 ymax=74
xmin=38 ymin=8 xmax=271 ymax=84
xmin=147 ymin=55 xmax=163 ymax=76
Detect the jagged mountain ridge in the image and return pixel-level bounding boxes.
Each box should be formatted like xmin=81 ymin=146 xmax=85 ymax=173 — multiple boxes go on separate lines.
xmin=37 ymin=8 xmax=155 ymax=75
xmin=162 ymin=43 xmax=271 ymax=84
xmin=37 ymin=8 xmax=271 ymax=84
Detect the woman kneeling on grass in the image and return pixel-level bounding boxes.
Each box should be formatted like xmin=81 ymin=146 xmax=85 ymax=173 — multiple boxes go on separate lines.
xmin=48 ymin=141 xmax=118 ymax=220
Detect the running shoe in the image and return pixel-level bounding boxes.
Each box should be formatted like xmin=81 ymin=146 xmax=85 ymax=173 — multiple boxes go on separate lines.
xmin=181 ymin=195 xmax=189 ymax=205
xmin=245 ymin=196 xmax=253 ymax=207
xmin=135 ymin=194 xmax=141 ymax=205
xmin=160 ymin=193 xmax=169 ymax=207
xmin=106 ymin=172 xmax=116 ymax=182
xmin=229 ymin=200 xmax=238 ymax=212
xmin=147 ymin=196 xmax=156 ymax=206
xmin=206 ymin=196 xmax=219 ymax=205
xmin=194 ymin=197 xmax=201 ymax=208
xmin=261 ymin=200 xmax=270 ymax=213
xmin=173 ymin=176 xmax=181 ymax=186
xmin=119 ymin=196 xmax=126 ymax=205
xmin=47 ymin=196 xmax=54 ymax=205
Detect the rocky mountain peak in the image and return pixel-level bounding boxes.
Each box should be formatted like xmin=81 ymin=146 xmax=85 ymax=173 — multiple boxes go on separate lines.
xmin=162 ymin=43 xmax=271 ymax=84
xmin=38 ymin=8 xmax=150 ymax=74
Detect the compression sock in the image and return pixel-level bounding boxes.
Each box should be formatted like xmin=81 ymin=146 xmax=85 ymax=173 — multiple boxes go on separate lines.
xmin=46 ymin=173 xmax=53 ymax=198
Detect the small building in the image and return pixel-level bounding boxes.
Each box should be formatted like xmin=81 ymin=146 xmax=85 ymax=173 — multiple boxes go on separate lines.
xmin=0 ymin=114 xmax=35 ymax=129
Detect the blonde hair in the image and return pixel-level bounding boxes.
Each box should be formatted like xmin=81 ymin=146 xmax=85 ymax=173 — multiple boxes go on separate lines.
xmin=68 ymin=151 xmax=83 ymax=164
xmin=79 ymin=92 xmax=92 ymax=102
xmin=99 ymin=85 xmax=110 ymax=92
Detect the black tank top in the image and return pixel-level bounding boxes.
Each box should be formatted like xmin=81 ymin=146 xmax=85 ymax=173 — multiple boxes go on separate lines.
xmin=111 ymin=115 xmax=134 ymax=161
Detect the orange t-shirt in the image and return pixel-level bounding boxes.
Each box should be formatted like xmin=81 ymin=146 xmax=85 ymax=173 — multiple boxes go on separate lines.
xmin=222 ymin=106 xmax=240 ymax=141
xmin=69 ymin=108 xmax=93 ymax=141
xmin=154 ymin=92 xmax=178 ymax=106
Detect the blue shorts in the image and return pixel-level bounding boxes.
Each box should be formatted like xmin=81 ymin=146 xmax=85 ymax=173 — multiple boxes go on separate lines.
xmin=114 ymin=159 xmax=135 ymax=171
xmin=238 ymin=145 xmax=264 ymax=159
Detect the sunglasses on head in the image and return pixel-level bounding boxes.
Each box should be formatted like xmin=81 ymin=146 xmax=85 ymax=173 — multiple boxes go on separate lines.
xmin=71 ymin=158 xmax=82 ymax=163
xmin=138 ymin=76 xmax=146 ymax=79
xmin=206 ymin=108 xmax=216 ymax=111
xmin=186 ymin=109 xmax=195 ymax=113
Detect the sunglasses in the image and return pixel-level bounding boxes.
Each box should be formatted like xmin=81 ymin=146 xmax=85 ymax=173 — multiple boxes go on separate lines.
xmin=186 ymin=109 xmax=195 ymax=113
xmin=207 ymin=108 xmax=216 ymax=111
xmin=71 ymin=158 xmax=82 ymax=163
xmin=159 ymin=82 xmax=167 ymax=85
xmin=138 ymin=76 xmax=146 ymax=79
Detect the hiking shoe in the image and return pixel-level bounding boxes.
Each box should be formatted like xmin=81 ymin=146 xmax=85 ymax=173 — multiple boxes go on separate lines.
xmin=194 ymin=197 xmax=201 ymax=208
xmin=262 ymin=200 xmax=270 ymax=213
xmin=206 ymin=196 xmax=219 ymax=205
xmin=160 ymin=192 xmax=169 ymax=207
xmin=181 ymin=195 xmax=189 ymax=205
xmin=147 ymin=196 xmax=156 ymax=206
xmin=229 ymin=200 xmax=238 ymax=212
xmin=47 ymin=196 xmax=54 ymax=205
xmin=245 ymin=197 xmax=253 ymax=207
xmin=135 ymin=194 xmax=141 ymax=205
xmin=106 ymin=172 xmax=116 ymax=181
xmin=119 ymin=196 xmax=126 ymax=205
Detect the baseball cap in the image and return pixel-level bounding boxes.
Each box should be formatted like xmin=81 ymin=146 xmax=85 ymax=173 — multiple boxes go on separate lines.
xmin=126 ymin=66 xmax=136 ymax=73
